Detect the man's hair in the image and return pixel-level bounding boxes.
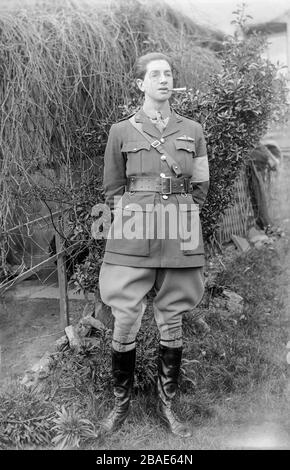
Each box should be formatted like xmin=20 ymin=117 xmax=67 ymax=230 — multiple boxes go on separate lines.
xmin=134 ymin=52 xmax=173 ymax=80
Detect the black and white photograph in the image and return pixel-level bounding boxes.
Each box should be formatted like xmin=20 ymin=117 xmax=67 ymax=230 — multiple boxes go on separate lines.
xmin=0 ymin=0 xmax=290 ymax=454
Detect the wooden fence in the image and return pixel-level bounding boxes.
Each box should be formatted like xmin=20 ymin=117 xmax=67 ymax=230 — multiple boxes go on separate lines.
xmin=217 ymin=148 xmax=289 ymax=244
xmin=217 ymin=169 xmax=255 ymax=244
xmin=0 ymin=210 xmax=80 ymax=329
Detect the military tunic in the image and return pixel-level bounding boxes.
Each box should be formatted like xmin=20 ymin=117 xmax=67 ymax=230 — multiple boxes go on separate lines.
xmin=102 ymin=108 xmax=209 ymax=268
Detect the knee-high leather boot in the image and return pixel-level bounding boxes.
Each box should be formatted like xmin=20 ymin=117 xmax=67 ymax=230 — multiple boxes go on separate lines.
xmin=100 ymin=347 xmax=136 ymax=433
xmin=157 ymin=344 xmax=192 ymax=438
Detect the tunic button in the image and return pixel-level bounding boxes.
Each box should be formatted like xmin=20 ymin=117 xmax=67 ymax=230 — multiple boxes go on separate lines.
xmin=161 ymin=155 xmax=166 ymax=161
xmin=162 ymin=195 xmax=168 ymax=200
xmin=160 ymin=138 xmax=165 ymax=143
xmin=160 ymin=172 xmax=165 ymax=177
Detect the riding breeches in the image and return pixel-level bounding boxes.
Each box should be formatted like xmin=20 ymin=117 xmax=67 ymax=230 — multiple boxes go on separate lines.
xmin=99 ymin=262 xmax=204 ymax=351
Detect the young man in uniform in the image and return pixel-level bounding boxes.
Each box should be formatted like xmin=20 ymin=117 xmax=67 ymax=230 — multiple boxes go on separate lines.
xmin=98 ymin=52 xmax=209 ymax=438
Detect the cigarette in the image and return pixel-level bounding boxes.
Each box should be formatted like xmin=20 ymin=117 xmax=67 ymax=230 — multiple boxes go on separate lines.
xmin=171 ymin=87 xmax=187 ymax=92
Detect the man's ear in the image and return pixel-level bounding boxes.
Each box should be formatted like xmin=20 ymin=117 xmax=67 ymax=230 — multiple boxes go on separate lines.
xmin=136 ymin=79 xmax=144 ymax=92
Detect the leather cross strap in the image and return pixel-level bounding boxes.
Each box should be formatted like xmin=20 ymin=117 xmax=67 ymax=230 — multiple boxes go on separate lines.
xmin=127 ymin=176 xmax=190 ymax=194
xmin=129 ymin=116 xmax=182 ymax=177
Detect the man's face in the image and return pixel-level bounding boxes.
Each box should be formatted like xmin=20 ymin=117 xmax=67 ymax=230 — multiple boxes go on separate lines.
xmin=136 ymin=59 xmax=173 ymax=102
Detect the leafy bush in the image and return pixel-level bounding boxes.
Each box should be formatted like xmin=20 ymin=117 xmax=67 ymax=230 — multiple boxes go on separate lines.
xmin=173 ymin=6 xmax=288 ymax=241
xmin=0 ymin=385 xmax=55 ymax=449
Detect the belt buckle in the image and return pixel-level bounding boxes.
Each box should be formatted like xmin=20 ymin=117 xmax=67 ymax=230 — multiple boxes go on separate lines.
xmin=151 ymin=140 xmax=161 ymax=148
xmin=161 ymin=176 xmax=172 ymax=195
xmin=181 ymin=178 xmax=189 ymax=194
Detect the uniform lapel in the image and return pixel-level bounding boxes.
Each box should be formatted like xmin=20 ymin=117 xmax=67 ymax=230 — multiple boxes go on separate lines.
xmin=134 ymin=108 xmax=183 ymax=139
xmin=162 ymin=110 xmax=183 ymax=138
xmin=134 ymin=109 xmax=161 ymax=139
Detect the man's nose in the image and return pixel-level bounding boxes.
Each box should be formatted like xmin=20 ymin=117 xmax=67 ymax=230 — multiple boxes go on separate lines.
xmin=159 ymin=73 xmax=168 ymax=83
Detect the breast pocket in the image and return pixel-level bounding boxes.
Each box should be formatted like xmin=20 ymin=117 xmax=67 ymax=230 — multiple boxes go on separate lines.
xmin=121 ymin=141 xmax=151 ymax=175
xmin=174 ymin=140 xmax=196 ymax=176
xmin=105 ymin=192 xmax=155 ymax=256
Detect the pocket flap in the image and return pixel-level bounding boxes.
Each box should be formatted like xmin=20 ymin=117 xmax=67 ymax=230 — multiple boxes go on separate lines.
xmin=123 ymin=203 xmax=154 ymax=213
xmin=175 ymin=194 xmax=199 ymax=211
xmin=121 ymin=141 xmax=151 ymax=153
xmin=174 ymin=140 xmax=196 ymax=153
xmin=116 ymin=192 xmax=155 ymax=212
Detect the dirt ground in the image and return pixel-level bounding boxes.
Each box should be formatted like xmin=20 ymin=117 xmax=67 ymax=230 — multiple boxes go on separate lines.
xmin=0 ymin=297 xmax=87 ymax=385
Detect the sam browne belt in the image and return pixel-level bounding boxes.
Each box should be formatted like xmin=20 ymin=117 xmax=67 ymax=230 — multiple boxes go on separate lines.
xmin=127 ymin=176 xmax=190 ymax=195
xmin=129 ymin=115 xmax=182 ymax=177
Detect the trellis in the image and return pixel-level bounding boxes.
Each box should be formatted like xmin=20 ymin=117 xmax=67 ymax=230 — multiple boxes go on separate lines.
xmin=218 ymin=169 xmax=255 ymax=244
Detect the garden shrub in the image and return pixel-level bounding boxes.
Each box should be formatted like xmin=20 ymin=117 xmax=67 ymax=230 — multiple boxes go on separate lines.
xmin=174 ymin=6 xmax=288 ymax=241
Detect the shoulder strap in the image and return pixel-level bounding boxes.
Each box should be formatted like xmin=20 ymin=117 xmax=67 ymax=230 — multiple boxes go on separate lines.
xmin=129 ymin=116 xmax=182 ymax=177
xmin=116 ymin=112 xmax=136 ymax=123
